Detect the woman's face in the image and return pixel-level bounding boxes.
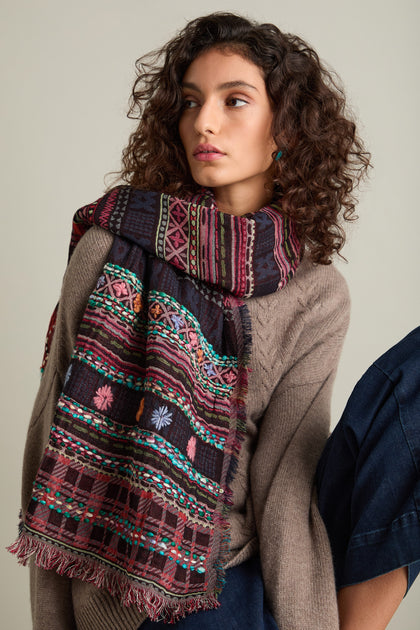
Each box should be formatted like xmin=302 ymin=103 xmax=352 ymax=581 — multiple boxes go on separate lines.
xmin=179 ymin=48 xmax=276 ymax=206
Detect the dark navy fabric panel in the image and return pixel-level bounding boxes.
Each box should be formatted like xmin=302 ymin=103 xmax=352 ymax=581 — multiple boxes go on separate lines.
xmin=317 ymin=327 xmax=420 ymax=590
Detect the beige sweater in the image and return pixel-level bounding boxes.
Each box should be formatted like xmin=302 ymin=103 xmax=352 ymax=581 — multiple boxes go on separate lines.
xmin=21 ymin=225 xmax=350 ymax=630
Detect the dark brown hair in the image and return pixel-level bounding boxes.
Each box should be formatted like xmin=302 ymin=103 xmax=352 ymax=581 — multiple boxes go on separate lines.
xmin=118 ymin=12 xmax=371 ymax=264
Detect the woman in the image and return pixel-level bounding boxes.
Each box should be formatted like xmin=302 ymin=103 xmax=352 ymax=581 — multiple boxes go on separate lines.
xmin=10 ymin=11 xmax=408 ymax=630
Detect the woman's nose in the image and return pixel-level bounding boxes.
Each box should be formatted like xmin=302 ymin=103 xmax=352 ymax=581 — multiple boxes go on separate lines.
xmin=193 ymin=100 xmax=221 ymax=136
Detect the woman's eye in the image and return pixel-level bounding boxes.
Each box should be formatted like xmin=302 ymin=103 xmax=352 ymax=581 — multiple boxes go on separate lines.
xmin=182 ymin=99 xmax=199 ymax=109
xmin=226 ymin=97 xmax=248 ymax=107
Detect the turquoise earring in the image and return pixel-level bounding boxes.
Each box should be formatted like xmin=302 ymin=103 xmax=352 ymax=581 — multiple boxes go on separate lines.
xmin=275 ymin=150 xmax=283 ymax=161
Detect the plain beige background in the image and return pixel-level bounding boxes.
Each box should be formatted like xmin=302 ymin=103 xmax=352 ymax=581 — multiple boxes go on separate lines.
xmin=1 ymin=0 xmax=419 ymax=628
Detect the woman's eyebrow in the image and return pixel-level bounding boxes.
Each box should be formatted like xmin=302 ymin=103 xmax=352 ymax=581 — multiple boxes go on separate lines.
xmin=181 ymin=80 xmax=258 ymax=92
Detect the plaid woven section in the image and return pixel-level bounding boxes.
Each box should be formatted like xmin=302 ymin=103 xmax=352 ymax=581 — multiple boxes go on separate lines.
xmin=12 ymin=187 xmax=300 ymax=621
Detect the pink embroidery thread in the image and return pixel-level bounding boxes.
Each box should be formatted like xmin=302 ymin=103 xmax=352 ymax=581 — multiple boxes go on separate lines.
xmin=187 ymin=436 xmax=196 ymax=461
xmin=93 ymin=385 xmax=114 ymax=411
xmin=114 ymin=282 xmax=128 ymax=297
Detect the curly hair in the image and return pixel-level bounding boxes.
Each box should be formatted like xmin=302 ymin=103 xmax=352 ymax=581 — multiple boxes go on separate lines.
xmin=118 ymin=12 xmax=371 ymax=264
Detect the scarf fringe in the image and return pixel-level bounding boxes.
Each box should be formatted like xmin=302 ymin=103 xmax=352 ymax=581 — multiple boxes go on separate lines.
xmin=210 ymin=298 xmax=253 ymax=592
xmin=224 ymin=299 xmax=252 ymax=491
xmin=8 ymin=527 xmax=221 ymax=624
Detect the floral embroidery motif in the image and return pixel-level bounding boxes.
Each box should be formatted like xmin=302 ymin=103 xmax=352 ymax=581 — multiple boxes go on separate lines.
xmin=171 ymin=314 xmax=184 ymax=331
xmin=93 ymin=385 xmax=114 ymax=411
xmin=197 ymin=348 xmax=204 ymax=365
xmin=151 ymin=303 xmax=162 ymax=317
xmin=96 ymin=275 xmax=106 ymax=289
xmin=188 ymin=331 xmax=198 ymax=347
xmin=114 ymin=282 xmax=128 ymax=297
xmin=150 ymin=405 xmax=173 ymax=430
xmin=133 ymin=293 xmax=142 ymax=313
xmin=136 ymin=398 xmax=145 ymax=422
xmin=204 ymin=363 xmax=216 ymax=377
xmin=187 ymin=436 xmax=196 ymax=462
xmin=225 ymin=371 xmax=236 ymax=384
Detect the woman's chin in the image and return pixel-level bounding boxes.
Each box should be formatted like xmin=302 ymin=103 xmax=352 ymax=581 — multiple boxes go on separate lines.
xmin=189 ymin=167 xmax=229 ymax=190
xmin=192 ymin=176 xmax=222 ymax=189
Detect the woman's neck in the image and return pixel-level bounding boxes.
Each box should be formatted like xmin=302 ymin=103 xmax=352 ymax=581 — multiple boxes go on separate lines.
xmin=213 ymin=182 xmax=273 ymax=216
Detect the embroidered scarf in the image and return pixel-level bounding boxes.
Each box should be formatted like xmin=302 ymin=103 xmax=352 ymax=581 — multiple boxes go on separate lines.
xmin=10 ymin=186 xmax=300 ymax=622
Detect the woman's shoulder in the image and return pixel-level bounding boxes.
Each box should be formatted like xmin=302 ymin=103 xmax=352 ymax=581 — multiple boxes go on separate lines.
xmin=248 ymin=254 xmax=350 ymax=319
xmin=292 ymin=255 xmax=350 ymax=311
xmin=67 ymin=225 xmax=114 ymax=272
xmin=60 ymin=226 xmax=114 ymax=315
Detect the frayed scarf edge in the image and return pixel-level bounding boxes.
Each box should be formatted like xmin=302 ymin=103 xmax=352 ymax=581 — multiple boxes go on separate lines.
xmin=7 ymin=528 xmax=221 ymax=624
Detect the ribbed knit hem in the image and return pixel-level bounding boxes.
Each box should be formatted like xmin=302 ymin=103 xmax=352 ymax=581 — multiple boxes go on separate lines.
xmin=223 ymin=537 xmax=259 ymax=570
xmin=74 ymin=587 xmax=148 ymax=630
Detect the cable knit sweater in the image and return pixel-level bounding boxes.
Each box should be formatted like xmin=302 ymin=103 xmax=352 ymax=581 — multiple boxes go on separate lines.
xmin=21 ymin=225 xmax=350 ymax=630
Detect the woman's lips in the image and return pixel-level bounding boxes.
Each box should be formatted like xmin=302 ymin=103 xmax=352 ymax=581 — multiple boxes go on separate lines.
xmin=194 ymin=151 xmax=225 ymax=161
xmin=193 ymin=144 xmax=226 ymax=162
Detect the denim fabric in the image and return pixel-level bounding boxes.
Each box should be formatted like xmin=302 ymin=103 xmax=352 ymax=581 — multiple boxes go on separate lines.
xmin=138 ymin=554 xmax=278 ymax=629
xmin=317 ymin=327 xmax=420 ymax=591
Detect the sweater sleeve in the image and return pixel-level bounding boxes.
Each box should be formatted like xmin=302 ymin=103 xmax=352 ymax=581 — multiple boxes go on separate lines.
xmin=250 ymin=266 xmax=350 ymax=630
xmin=22 ymin=226 xmax=114 ymax=630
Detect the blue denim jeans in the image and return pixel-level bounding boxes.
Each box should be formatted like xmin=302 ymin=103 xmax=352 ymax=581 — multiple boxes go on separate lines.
xmin=138 ymin=554 xmax=278 ymax=629
xmin=317 ymin=326 xmax=420 ymax=591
